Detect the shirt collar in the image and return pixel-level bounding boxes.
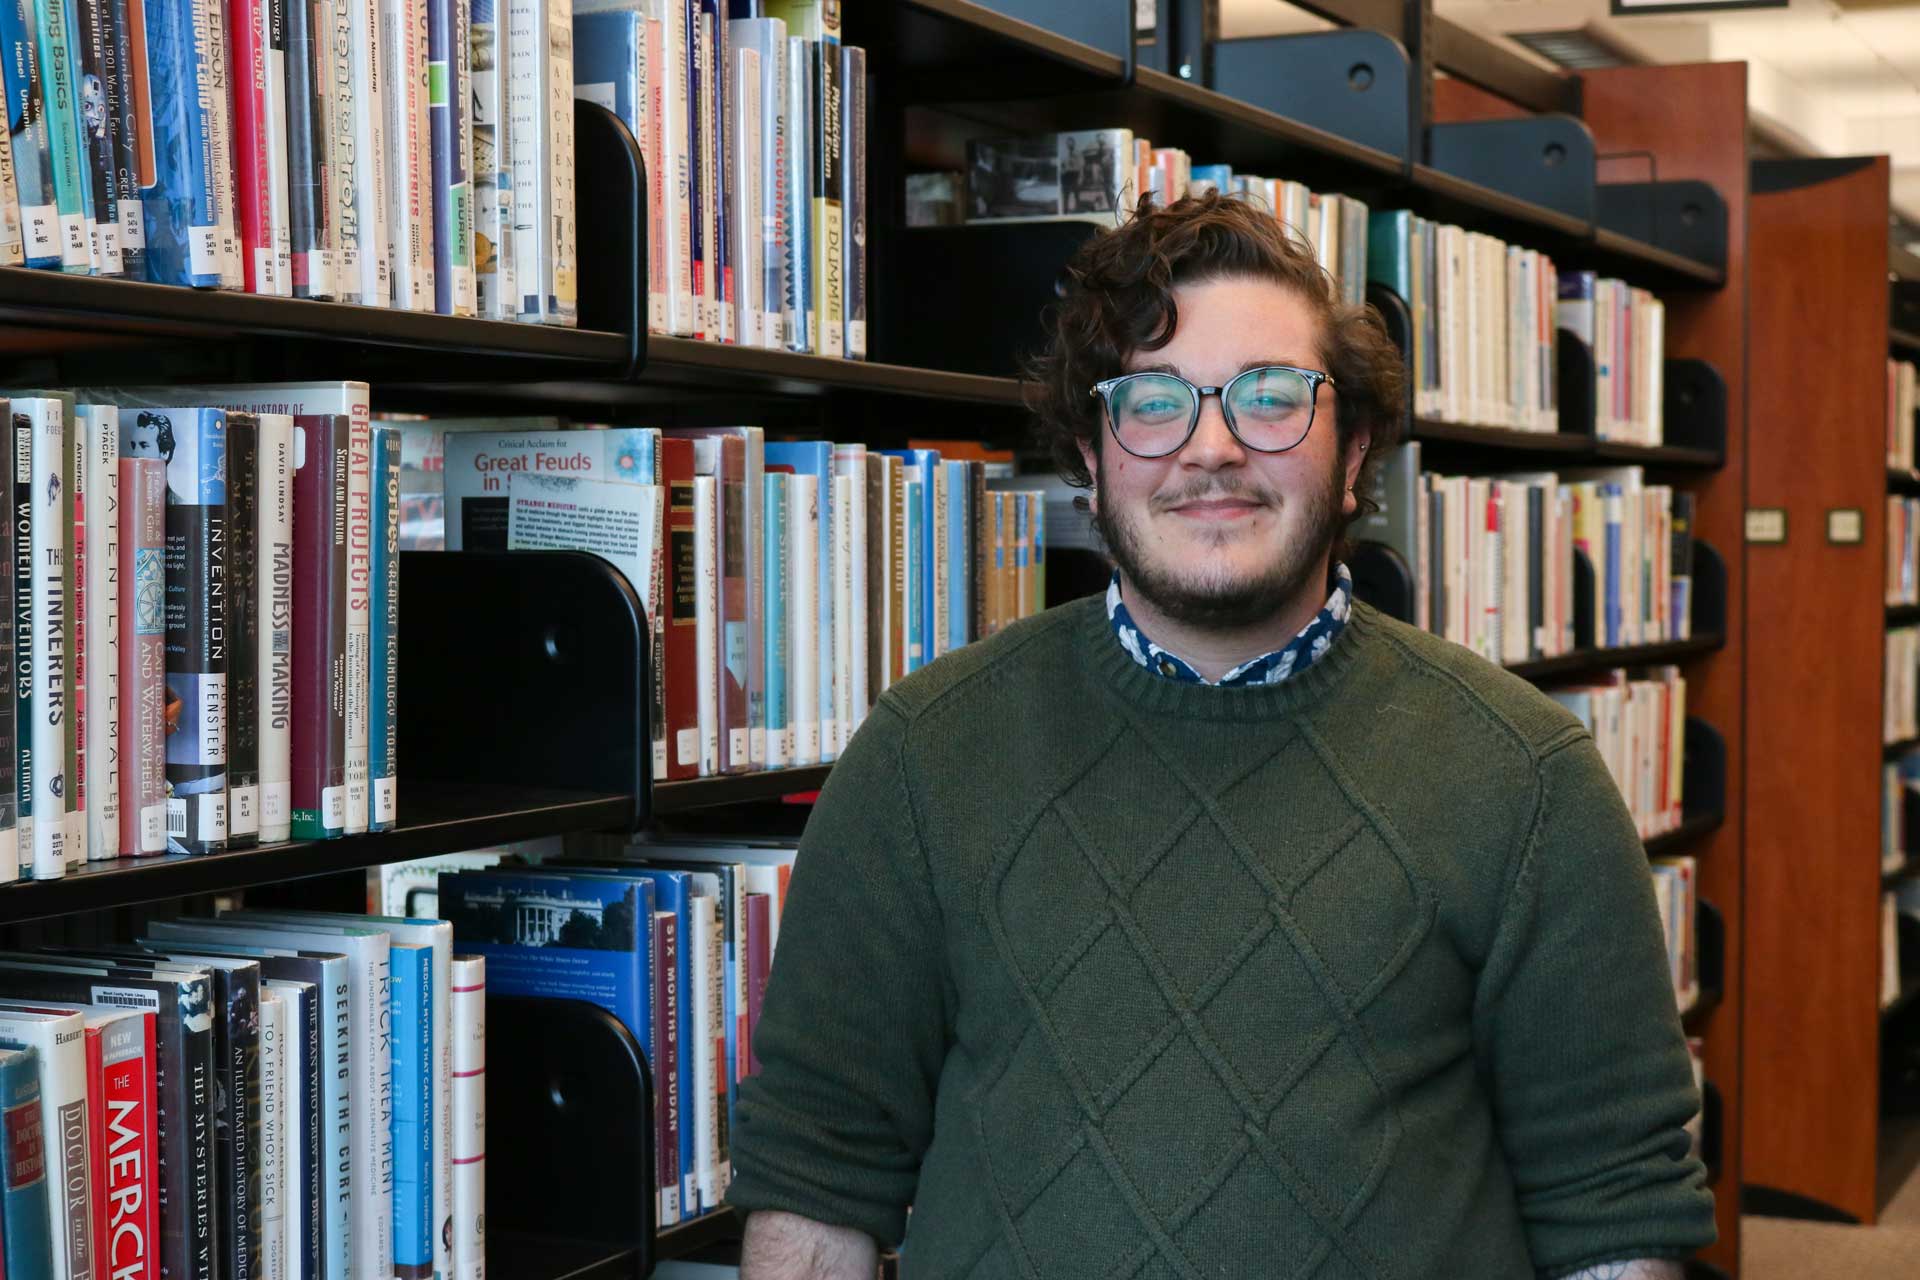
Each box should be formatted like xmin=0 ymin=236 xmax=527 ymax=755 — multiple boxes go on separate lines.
xmin=1106 ymin=563 xmax=1353 ymax=688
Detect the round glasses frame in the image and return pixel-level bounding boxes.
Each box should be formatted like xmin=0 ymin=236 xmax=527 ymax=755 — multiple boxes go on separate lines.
xmin=1088 ymin=365 xmax=1336 ymax=459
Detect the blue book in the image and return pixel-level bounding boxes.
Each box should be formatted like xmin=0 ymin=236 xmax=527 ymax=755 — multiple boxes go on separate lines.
xmin=137 ymin=0 xmax=219 ymax=284
xmin=763 ymin=472 xmax=789 ymax=765
xmin=1190 ymin=163 xmax=1232 ymax=196
xmin=0 ymin=0 xmax=60 ymax=266
xmin=1032 ymin=488 xmax=1046 ymax=614
xmin=390 ymin=943 xmax=433 ymax=1278
xmin=943 ymin=461 xmax=969 ymax=652
xmin=782 ymin=34 xmax=811 ymax=352
xmin=32 ymin=0 xmax=90 ymax=271
xmin=369 ymin=426 xmax=400 ymax=831
xmin=0 ymin=1045 xmax=51 ymax=1280
xmin=1604 ymin=484 xmax=1623 ymax=648
xmin=763 ymin=443 xmax=833 ymax=755
xmin=573 ymin=11 xmax=642 ymax=135
xmin=605 ymin=866 xmax=697 ymax=1214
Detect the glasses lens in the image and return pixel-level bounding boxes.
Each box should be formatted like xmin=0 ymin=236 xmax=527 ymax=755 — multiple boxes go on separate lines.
xmin=1225 ymin=367 xmax=1316 ymax=451
xmin=1109 ymin=374 xmax=1197 ymax=456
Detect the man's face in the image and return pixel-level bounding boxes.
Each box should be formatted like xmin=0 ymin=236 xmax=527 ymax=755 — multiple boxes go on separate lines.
xmin=1079 ymin=275 xmax=1366 ymax=630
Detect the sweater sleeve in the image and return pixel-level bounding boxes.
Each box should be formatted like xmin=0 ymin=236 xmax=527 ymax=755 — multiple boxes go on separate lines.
xmin=1472 ymin=731 xmax=1717 ymax=1277
xmin=726 ymin=699 xmax=948 ymax=1247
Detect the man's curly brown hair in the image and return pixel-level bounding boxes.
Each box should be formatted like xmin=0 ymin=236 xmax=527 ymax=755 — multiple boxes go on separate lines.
xmin=1027 ymin=192 xmax=1407 ymax=532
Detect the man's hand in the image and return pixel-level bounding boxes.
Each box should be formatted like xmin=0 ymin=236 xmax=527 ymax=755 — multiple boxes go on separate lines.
xmin=1562 ymin=1263 xmax=1683 ymax=1279
xmin=739 ymin=1210 xmax=879 ymax=1280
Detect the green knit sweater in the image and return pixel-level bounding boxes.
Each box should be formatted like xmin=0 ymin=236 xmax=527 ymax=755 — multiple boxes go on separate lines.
xmin=728 ymin=597 xmax=1716 ymax=1279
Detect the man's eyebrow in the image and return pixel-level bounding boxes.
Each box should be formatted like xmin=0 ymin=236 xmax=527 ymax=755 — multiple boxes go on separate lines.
xmin=1128 ymin=359 xmax=1312 ymax=378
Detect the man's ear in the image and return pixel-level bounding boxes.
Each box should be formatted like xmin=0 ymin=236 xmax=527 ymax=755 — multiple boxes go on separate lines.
xmin=1078 ymin=437 xmax=1100 ymax=515
xmin=1342 ymin=428 xmax=1373 ymax=517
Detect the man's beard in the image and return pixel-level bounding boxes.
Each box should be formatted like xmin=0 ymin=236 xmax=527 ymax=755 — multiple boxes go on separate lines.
xmin=1094 ymin=451 xmax=1345 ymax=631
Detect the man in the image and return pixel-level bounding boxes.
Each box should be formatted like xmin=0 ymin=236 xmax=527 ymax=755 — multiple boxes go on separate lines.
xmin=728 ymin=195 xmax=1714 ymax=1278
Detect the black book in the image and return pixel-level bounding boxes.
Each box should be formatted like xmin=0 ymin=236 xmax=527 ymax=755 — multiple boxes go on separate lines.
xmin=0 ymin=401 xmax=15 ymax=877
xmin=227 ymin=416 xmax=261 ymax=848
xmin=10 ymin=412 xmax=28 ymax=880
xmin=1428 ymin=484 xmax=1446 ymax=643
xmin=283 ymin=0 xmax=328 ymax=298
xmin=0 ymin=952 xmax=218 ymax=1280
xmin=100 ymin=0 xmax=141 ymax=280
xmin=73 ymin=0 xmax=121 ymax=276
xmin=1527 ymin=485 xmax=1545 ymax=661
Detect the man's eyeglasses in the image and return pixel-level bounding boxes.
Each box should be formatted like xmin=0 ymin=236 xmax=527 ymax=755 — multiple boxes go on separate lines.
xmin=1089 ymin=365 xmax=1335 ymax=459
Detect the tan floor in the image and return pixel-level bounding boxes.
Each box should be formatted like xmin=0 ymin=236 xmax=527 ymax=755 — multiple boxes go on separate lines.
xmin=1741 ymin=1160 xmax=1920 ymax=1277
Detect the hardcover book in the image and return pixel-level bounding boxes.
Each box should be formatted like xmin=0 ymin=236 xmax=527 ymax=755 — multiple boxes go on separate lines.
xmin=78 ymin=400 xmax=116 ymax=860
xmin=449 ymin=954 xmax=485 ymax=1279
xmin=0 ymin=0 xmax=62 ymax=265
xmin=226 ymin=414 xmax=261 ymax=847
xmin=116 ymin=451 xmax=166 ymax=853
xmin=369 ymin=425 xmax=400 ymax=832
xmin=0 ymin=1045 xmax=53 ymax=1280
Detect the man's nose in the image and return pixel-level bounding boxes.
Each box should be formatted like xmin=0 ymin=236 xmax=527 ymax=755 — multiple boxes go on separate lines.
xmin=1182 ymin=393 xmax=1248 ymax=470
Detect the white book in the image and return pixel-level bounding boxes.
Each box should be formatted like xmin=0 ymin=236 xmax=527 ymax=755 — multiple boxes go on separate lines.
xmin=352 ymin=0 xmax=395 ymax=306
xmin=382 ymin=0 xmax=434 ymax=308
xmin=247 ymin=911 xmax=452 ymax=1280
xmin=472 ymin=0 xmax=515 ymax=318
xmin=787 ymin=472 xmax=819 ymax=766
xmin=256 ymin=416 xmax=294 ymax=841
xmin=694 ymin=8 xmax=717 ymax=338
xmin=0 ymin=1006 xmax=91 ymax=1280
xmin=508 ymin=0 xmax=578 ymax=324
xmin=687 ymin=894 xmax=723 ymax=1208
xmin=265 ymin=979 xmax=310 ymax=1280
xmin=82 ymin=403 xmax=118 ymax=860
xmin=150 ymin=916 xmax=395 ymax=1280
xmin=259 ymin=987 xmax=286 ymax=1280
xmin=731 ymin=44 xmax=763 ymax=348
xmin=650 ymin=0 xmax=694 ymax=335
xmin=831 ymin=444 xmax=866 ymax=738
xmin=831 ymin=472 xmax=853 ymax=756
xmin=693 ymin=474 xmax=720 ymax=775
xmin=261 ymin=0 xmax=294 ymax=294
xmin=930 ymin=460 xmax=948 ymax=660
xmin=26 ymin=399 xmax=65 ymax=879
xmin=450 ymin=955 xmax=486 ymax=1280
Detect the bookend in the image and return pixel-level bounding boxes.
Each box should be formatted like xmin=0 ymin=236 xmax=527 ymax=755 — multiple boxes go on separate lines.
xmin=879 ymin=222 xmax=1100 ymax=377
xmin=1701 ymin=1079 xmax=1724 ymax=1186
xmin=487 ymin=996 xmax=655 ymax=1276
xmin=1663 ymin=360 xmax=1727 ymax=460
xmin=1556 ymin=329 xmax=1596 ymax=440
xmin=1209 ymin=30 xmax=1415 ymax=163
xmin=1894 ymin=279 xmax=1920 ymax=336
xmin=575 ymin=100 xmax=648 ymax=379
xmin=398 ymin=550 xmax=647 ymax=829
xmin=1691 ymin=541 xmax=1728 ymax=639
xmin=1571 ymin=548 xmax=1597 ymax=651
xmin=1426 ymin=116 xmax=1599 ymax=224
xmin=1695 ymin=899 xmax=1726 ymax=1018
xmin=1596 ymin=181 xmax=1728 ymax=275
xmin=1682 ymin=718 xmax=1727 ymax=830
xmin=1349 ymin=542 xmax=1415 ymax=626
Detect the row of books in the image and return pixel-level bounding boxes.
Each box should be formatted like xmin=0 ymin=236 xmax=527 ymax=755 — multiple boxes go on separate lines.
xmin=430 ymin=426 xmax=1046 ymax=778
xmin=954 ymin=131 xmax=1372 ymax=307
xmin=1365 ymin=447 xmax=1697 ymax=668
xmin=1883 ymin=753 xmax=1915 ymax=877
xmin=1891 ymin=359 xmax=1919 ymax=473
xmin=1890 ymin=626 xmax=1920 ymax=745
xmin=439 ymin=837 xmax=797 ymax=1227
xmin=1558 ymin=274 xmax=1666 ymax=446
xmin=579 ymin=0 xmax=868 ymax=356
xmin=1549 ymin=665 xmax=1689 ymax=840
xmin=1891 ymin=496 xmax=1920 ymax=606
xmin=1368 ymin=212 xmax=1561 ymax=433
xmin=0 ymin=382 xmax=399 ymax=879
xmin=1651 ymin=854 xmax=1702 ymax=1015
xmin=0 ymin=911 xmax=485 ymax=1280
xmin=0 ymin=0 xmax=577 ymax=322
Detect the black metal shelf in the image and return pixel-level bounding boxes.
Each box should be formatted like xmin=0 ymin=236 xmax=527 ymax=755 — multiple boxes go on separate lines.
xmin=641 ymin=338 xmax=1027 ymax=406
xmin=1893 ymin=328 xmax=1920 ymax=358
xmin=1891 ymin=603 xmax=1920 ymax=627
xmin=1410 ymin=419 xmax=1722 ymax=470
xmin=1646 ymin=810 xmax=1724 ymax=859
xmin=655 ymin=766 xmax=835 ymax=814
xmin=487 ymin=1235 xmax=637 ymax=1280
xmin=0 ymin=781 xmax=631 ymax=926
xmin=1505 ymin=633 xmax=1725 ymax=683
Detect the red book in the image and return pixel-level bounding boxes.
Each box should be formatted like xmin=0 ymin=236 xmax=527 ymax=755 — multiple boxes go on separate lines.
xmin=86 ymin=1009 xmax=159 ymax=1280
xmin=227 ymin=0 xmax=278 ymax=294
xmin=653 ymin=910 xmax=682 ymax=1224
xmin=660 ymin=439 xmax=699 ymax=782
xmin=292 ymin=415 xmax=350 ymax=838
xmin=743 ymin=894 xmax=770 ymax=1077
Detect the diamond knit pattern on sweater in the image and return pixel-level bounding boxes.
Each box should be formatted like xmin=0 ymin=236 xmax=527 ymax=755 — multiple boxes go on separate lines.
xmin=975 ymin=714 xmax=1430 ymax=1280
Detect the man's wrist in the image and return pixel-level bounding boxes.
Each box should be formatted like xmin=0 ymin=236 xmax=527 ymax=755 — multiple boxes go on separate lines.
xmin=739 ymin=1209 xmax=880 ymax=1280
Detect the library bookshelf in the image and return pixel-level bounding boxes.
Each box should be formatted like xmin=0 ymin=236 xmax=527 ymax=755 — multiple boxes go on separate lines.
xmin=0 ymin=1 xmax=1749 ymax=1276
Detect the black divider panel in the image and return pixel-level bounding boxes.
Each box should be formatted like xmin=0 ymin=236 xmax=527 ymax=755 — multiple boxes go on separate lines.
xmin=1665 ymin=360 xmax=1727 ymax=459
xmin=399 ymin=550 xmax=646 ymax=827
xmin=1692 ymin=541 xmax=1728 ymax=640
xmin=1426 ymin=116 xmax=1598 ymax=224
xmin=1702 ymin=1079 xmax=1724 ymax=1186
xmin=1596 ymin=181 xmax=1728 ymax=276
xmin=1557 ymin=330 xmax=1597 ymax=440
xmin=575 ymin=100 xmax=648 ymax=378
xmin=1697 ymin=899 xmax=1726 ymax=1014
xmin=1572 ymin=548 xmax=1597 ymax=651
xmin=487 ymin=997 xmax=654 ymax=1272
xmin=1210 ymin=30 xmax=1413 ymax=163
xmin=1683 ymin=718 xmax=1727 ymax=825
xmin=1350 ymin=542 xmax=1415 ymax=625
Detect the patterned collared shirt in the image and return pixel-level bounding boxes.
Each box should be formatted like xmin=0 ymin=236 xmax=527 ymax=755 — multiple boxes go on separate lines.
xmin=1106 ymin=563 xmax=1354 ymax=687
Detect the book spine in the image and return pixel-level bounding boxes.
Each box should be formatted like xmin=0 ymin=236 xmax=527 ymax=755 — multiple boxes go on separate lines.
xmin=283 ymin=0 xmax=327 ymax=297
xmin=468 ymin=0 xmax=506 ymax=317
xmin=37 ymin=0 xmax=95 ymax=270
xmin=92 ymin=0 xmax=134 ymax=274
xmin=832 ymin=445 xmax=864 ymax=737
xmin=449 ymin=956 xmax=484 ymax=1280
xmin=687 ymin=895 xmax=719 ymax=1208
xmin=928 ymin=461 xmax=946 ymax=661
xmin=830 ymin=471 xmax=851 ymax=756
xmin=762 ymin=472 xmax=787 ymax=771
xmin=211 ymin=970 xmax=260 ymax=1280
xmin=781 ymin=35 xmax=807 ymax=352
xmin=257 ymin=417 xmax=291 ymax=842
xmin=944 ymin=463 xmax=966 ymax=655
xmin=199 ymin=0 xmax=242 ymax=286
xmin=263 ymin=0 xmax=291 ymax=294
xmin=379 ymin=0 xmax=428 ymax=310
xmin=135 ymin=0 xmax=219 ymax=283
xmin=451 ymin=0 xmax=473 ymax=315
xmin=901 ymin=471 xmax=921 ymax=671
xmin=317 ymin=972 xmax=350 ymax=1280
xmin=3 ymin=0 xmax=60 ymax=266
xmin=258 ymin=994 xmax=285 ymax=1280
xmin=744 ymin=892 xmax=769 ymax=1075
xmin=84 ymin=402 xmax=117 ymax=860
xmin=223 ymin=417 xmax=259 ymax=848
xmin=758 ymin=23 xmax=783 ymax=346
xmin=162 ymin=406 xmax=225 ymax=854
xmin=0 ymin=406 xmax=13 ymax=884
xmin=705 ymin=0 xmax=727 ymax=342
xmin=229 ymin=0 xmax=273 ymax=290
xmin=61 ymin=405 xmax=81 ymax=865
xmin=838 ymin=43 xmax=861 ymax=358
xmin=392 ymin=948 xmax=432 ymax=1279
xmin=291 ymin=415 xmax=346 ymax=838
xmin=506 ymin=0 xmax=573 ymax=323
xmin=104 ymin=1016 xmax=159 ymax=1280
xmin=0 ymin=1049 xmax=53 ymax=1280
xmin=647 ymin=917 xmax=677 ymax=1225
xmin=324 ymin=0 xmax=362 ymax=300
xmin=786 ymin=470 xmax=816 ymax=766
xmin=728 ymin=41 xmax=759 ymax=347
xmin=660 ymin=440 xmax=696 ymax=780
xmin=368 ymin=425 xmax=399 ymax=831
xmin=811 ymin=454 xmax=831 ymax=762
xmin=117 ymin=453 xmax=164 ymax=852
xmin=14 ymin=413 xmax=31 ymax=877
xmin=0 ymin=57 xmax=23 ymax=264
xmin=810 ymin=35 xmax=839 ymax=357
xmin=683 ymin=0 xmax=703 ymax=336
xmin=349 ymin=0 xmax=388 ymax=304
xmin=28 ymin=403 xmax=64 ymax=877
xmin=692 ymin=473 xmax=718 ymax=775
xmin=427 ymin=0 xmax=454 ymax=313
xmin=656 ymin=0 xmax=691 ymax=335
xmin=343 ymin=403 xmax=369 ymax=833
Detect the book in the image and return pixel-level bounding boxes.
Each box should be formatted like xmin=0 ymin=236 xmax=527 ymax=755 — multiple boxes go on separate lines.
xmin=256 ymin=415 xmax=294 ymax=843
xmin=369 ymin=425 xmax=400 ymax=833
xmin=61 ymin=401 xmax=82 ymax=867
xmin=7 ymin=408 xmax=30 ymax=877
xmin=0 ymin=1004 xmax=92 ymax=1280
xmin=79 ymin=1001 xmax=161 ymax=1280
xmin=440 ymin=427 xmax=658 ymax=551
xmin=258 ymin=987 xmax=285 ymax=1280
xmin=72 ymin=0 xmax=122 ymax=273
xmin=17 ymin=397 xmax=65 ymax=877
xmin=762 ymin=470 xmax=789 ymax=770
xmin=692 ymin=473 xmax=718 ymax=774
xmin=659 ymin=435 xmax=697 ymax=781
xmin=449 ymin=955 xmax=484 ymax=1280
xmin=232 ymin=0 xmax=291 ymax=294
xmin=293 ymin=414 xmax=347 ymax=839
xmin=263 ymin=977 xmax=319 ymax=1280
xmin=345 ymin=399 xmax=370 ymax=835
xmin=731 ymin=16 xmax=785 ymax=347
xmin=283 ymin=0 xmax=333 ymax=299
xmin=0 ymin=1045 xmax=53 ymax=1280
xmin=79 ymin=400 xmax=116 ymax=860
xmin=784 ymin=470 xmax=816 ymax=766
xmin=226 ymin=414 xmax=261 ymax=848
xmin=0 ymin=401 xmax=16 ymax=884
xmin=778 ymin=33 xmax=807 ymax=352
xmin=667 ymin=427 xmax=763 ymax=772
xmin=469 ymin=0 xmax=512 ymax=318
xmin=348 ymin=0 xmax=391 ymax=305
xmin=381 ymin=0 xmax=432 ymax=310
xmin=507 ymin=0 xmax=575 ymax=324
xmin=428 ymin=0 xmax=469 ymax=312
xmin=1 ymin=0 xmax=61 ymax=267
xmin=830 ymin=443 xmax=866 ymax=743
xmin=390 ymin=943 xmax=433 ymax=1280
xmin=763 ymin=441 xmax=829 ymax=760
xmin=839 ymin=42 xmax=862 ymax=359
xmin=34 ymin=0 xmax=96 ymax=272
